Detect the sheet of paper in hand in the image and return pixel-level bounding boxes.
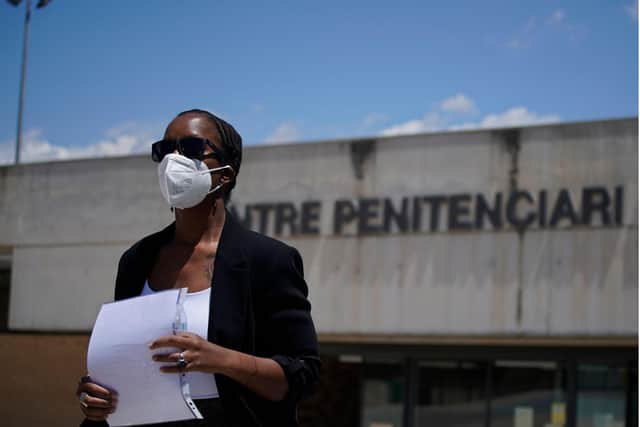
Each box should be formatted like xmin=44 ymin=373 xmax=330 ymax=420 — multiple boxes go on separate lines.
xmin=87 ymin=289 xmax=197 ymax=426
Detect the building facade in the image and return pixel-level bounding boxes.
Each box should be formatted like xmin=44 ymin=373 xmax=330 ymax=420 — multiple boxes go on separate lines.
xmin=0 ymin=118 xmax=637 ymax=427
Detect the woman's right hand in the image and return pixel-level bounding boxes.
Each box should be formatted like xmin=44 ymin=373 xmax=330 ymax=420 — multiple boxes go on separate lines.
xmin=76 ymin=376 xmax=118 ymax=421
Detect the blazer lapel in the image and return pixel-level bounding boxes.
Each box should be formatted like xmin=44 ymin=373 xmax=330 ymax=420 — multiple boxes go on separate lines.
xmin=117 ymin=222 xmax=176 ymax=301
xmin=208 ymin=211 xmax=251 ymax=350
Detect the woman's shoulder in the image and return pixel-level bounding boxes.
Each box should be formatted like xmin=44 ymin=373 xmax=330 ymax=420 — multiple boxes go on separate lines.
xmin=226 ymin=211 xmax=296 ymax=256
xmin=114 ymin=223 xmax=175 ymax=301
xmin=119 ymin=223 xmax=175 ymax=266
xmin=240 ymin=225 xmax=301 ymax=265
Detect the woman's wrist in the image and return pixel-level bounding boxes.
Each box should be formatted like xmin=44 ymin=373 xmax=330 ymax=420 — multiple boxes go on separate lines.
xmin=215 ymin=348 xmax=289 ymax=400
xmin=210 ymin=345 xmax=287 ymax=400
xmin=215 ymin=348 xmax=255 ymax=381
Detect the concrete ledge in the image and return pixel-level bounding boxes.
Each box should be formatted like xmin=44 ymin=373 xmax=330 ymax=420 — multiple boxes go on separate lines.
xmin=318 ymin=333 xmax=638 ymax=347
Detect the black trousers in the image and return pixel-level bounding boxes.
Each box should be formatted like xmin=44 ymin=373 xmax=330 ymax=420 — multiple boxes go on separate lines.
xmin=138 ymin=399 xmax=229 ymax=427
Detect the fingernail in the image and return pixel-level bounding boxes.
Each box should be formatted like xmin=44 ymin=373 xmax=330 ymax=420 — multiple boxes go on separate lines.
xmin=148 ymin=342 xmax=155 ymax=349
xmin=152 ymin=355 xmax=158 ymax=361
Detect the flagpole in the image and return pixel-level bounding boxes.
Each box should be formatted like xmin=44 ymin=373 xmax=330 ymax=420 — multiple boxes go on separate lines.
xmin=15 ymin=0 xmax=31 ymax=164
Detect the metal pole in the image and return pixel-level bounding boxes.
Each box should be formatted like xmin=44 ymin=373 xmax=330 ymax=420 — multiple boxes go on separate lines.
xmin=15 ymin=0 xmax=31 ymax=164
xmin=402 ymin=357 xmax=418 ymax=427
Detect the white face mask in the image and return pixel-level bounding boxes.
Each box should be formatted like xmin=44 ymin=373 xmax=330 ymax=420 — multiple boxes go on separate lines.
xmin=158 ymin=153 xmax=232 ymax=209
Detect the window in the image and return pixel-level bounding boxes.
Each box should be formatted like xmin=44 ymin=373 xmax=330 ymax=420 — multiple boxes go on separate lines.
xmin=491 ymin=360 xmax=567 ymax=427
xmin=322 ymin=345 xmax=636 ymax=427
xmin=361 ymin=359 xmax=405 ymax=427
xmin=414 ymin=361 xmax=487 ymax=427
xmin=577 ymin=364 xmax=628 ymax=427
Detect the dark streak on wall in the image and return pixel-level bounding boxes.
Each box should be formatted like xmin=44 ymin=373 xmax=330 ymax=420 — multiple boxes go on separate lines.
xmin=349 ymin=139 xmax=376 ymax=180
xmin=499 ymin=129 xmax=525 ymax=328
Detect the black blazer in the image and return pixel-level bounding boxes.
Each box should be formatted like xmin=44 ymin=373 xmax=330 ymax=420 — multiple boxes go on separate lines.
xmin=82 ymin=212 xmax=320 ymax=427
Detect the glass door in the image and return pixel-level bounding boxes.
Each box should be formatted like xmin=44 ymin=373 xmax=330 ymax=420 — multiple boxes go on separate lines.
xmin=413 ymin=361 xmax=487 ymax=427
xmin=576 ymin=364 xmax=628 ymax=427
xmin=360 ymin=359 xmax=405 ymax=427
xmin=490 ymin=360 xmax=567 ymax=427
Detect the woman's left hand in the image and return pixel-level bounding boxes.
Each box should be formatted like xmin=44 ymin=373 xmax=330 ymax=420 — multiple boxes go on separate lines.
xmin=149 ymin=332 xmax=232 ymax=373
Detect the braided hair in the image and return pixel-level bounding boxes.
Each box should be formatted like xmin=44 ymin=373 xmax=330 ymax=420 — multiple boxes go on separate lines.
xmin=176 ymin=109 xmax=243 ymax=203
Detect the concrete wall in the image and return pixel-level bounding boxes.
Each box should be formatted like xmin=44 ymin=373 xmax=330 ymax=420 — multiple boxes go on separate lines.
xmin=0 ymin=334 xmax=89 ymax=427
xmin=0 ymin=118 xmax=636 ymax=336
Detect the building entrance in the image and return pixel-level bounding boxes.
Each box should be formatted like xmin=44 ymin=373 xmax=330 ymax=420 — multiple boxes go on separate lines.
xmin=299 ymin=342 xmax=637 ymax=427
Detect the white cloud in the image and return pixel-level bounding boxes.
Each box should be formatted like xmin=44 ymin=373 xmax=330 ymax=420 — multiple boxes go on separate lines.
xmin=440 ymin=93 xmax=476 ymax=113
xmin=21 ymin=129 xmax=72 ymax=161
xmin=506 ymin=39 xmax=524 ymax=49
xmin=251 ymin=103 xmax=265 ymax=113
xmin=361 ymin=112 xmax=389 ymax=129
xmin=379 ymin=104 xmax=560 ymax=137
xmin=451 ymin=107 xmax=561 ymax=130
xmin=263 ymin=122 xmax=300 ymax=144
xmin=380 ymin=112 xmax=442 ymax=136
xmin=0 ymin=138 xmax=15 ymax=163
xmin=547 ymin=9 xmax=565 ymax=25
xmin=0 ymin=129 xmax=74 ymax=164
xmin=0 ymin=122 xmax=157 ymax=165
xmin=0 ymin=139 xmax=14 ymax=164
xmin=479 ymin=107 xmax=560 ymax=127
xmin=626 ymin=1 xmax=638 ymax=21
xmin=507 ymin=16 xmax=537 ymax=49
xmin=507 ymin=11 xmax=584 ymax=48
xmin=379 ymin=93 xmax=476 ymax=136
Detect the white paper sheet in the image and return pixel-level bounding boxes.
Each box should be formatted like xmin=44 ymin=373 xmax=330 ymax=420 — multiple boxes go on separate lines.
xmin=87 ymin=289 xmax=196 ymax=426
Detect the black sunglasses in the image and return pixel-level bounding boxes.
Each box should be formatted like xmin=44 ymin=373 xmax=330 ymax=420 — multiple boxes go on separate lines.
xmin=151 ymin=137 xmax=226 ymax=163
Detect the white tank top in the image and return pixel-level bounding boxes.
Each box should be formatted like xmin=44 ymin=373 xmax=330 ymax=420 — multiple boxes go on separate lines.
xmin=141 ymin=281 xmax=219 ymax=399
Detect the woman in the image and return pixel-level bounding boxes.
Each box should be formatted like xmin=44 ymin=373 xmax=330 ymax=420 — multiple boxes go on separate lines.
xmin=76 ymin=109 xmax=320 ymax=427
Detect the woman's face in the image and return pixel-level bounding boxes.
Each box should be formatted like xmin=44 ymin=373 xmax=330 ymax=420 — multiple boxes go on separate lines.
xmin=163 ymin=113 xmax=224 ymax=171
xmin=162 ymin=113 xmax=233 ymax=207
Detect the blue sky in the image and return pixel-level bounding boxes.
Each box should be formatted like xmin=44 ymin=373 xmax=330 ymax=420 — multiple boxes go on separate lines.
xmin=0 ymin=0 xmax=637 ymax=163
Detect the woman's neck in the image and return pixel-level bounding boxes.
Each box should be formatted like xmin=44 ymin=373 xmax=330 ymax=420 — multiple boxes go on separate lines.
xmin=174 ymin=198 xmax=226 ymax=246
